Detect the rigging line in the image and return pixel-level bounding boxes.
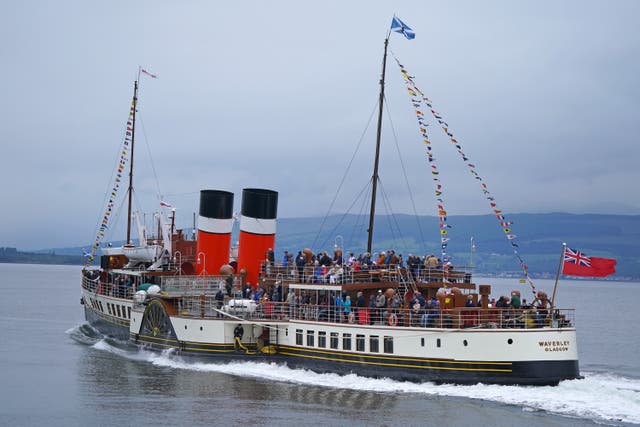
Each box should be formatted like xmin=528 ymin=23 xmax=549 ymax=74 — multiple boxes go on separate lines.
xmin=378 ymin=181 xmax=399 ymax=246
xmin=349 ymin=184 xmax=372 ymax=249
xmin=378 ymin=178 xmax=410 ymax=251
xmin=383 ymin=93 xmax=427 ymax=255
xmin=90 ymin=106 xmax=134 ymax=243
xmin=104 ymin=195 xmax=128 ymax=243
xmin=162 ymin=191 xmax=200 ymax=197
xmin=317 ymin=179 xmax=373 ymax=251
xmin=311 ymin=99 xmax=379 ymax=250
xmin=136 ymin=113 xmax=163 ymax=201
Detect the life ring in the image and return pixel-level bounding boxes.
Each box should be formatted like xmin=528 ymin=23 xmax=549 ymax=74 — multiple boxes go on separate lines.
xmin=388 ymin=313 xmax=398 ymax=326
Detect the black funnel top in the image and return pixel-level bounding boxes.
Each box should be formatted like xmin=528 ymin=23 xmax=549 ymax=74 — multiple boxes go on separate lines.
xmin=199 ymin=190 xmax=234 ymax=219
xmin=241 ymin=188 xmax=278 ymax=219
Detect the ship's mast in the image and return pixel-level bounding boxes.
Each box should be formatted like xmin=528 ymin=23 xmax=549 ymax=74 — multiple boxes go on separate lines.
xmin=366 ymin=36 xmax=389 ymax=254
xmin=126 ymin=80 xmax=138 ymax=244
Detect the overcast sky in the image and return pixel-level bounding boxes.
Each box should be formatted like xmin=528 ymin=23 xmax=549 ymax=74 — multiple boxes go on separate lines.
xmin=2 ymin=1 xmax=639 ymax=250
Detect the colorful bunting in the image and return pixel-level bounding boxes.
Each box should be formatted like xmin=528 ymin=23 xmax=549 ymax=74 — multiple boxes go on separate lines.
xmin=85 ymin=95 xmax=135 ymax=265
xmin=394 ymin=55 xmax=536 ymax=295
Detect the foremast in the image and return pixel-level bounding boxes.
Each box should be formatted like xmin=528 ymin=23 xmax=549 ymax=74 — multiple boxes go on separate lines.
xmin=126 ymin=80 xmax=138 ymax=245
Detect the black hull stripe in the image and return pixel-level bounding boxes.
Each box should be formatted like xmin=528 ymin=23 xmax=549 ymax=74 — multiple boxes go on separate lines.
xmin=277 ymin=349 xmax=511 ymax=373
xmin=277 ymin=345 xmax=512 ymax=366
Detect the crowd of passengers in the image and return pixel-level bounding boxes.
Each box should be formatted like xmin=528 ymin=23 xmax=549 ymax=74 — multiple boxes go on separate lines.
xmin=261 ymin=248 xmax=463 ymax=284
xmin=215 ymin=274 xmax=559 ymax=328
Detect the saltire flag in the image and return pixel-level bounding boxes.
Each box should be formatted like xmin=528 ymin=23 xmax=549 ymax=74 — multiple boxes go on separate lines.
xmin=390 ymin=16 xmax=415 ymax=40
xmin=141 ymin=68 xmax=158 ymax=79
xmin=562 ymin=247 xmax=616 ymax=277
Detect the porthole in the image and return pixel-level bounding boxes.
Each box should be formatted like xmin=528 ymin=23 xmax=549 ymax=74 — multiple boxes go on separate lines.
xmin=184 ymin=325 xmax=187 ymax=329
xmin=463 ymin=340 xmax=468 ymax=346
xmin=508 ymin=338 xmax=513 ymax=344
xmin=421 ymin=337 xmax=425 ymax=347
xmin=200 ymin=326 xmax=203 ymax=331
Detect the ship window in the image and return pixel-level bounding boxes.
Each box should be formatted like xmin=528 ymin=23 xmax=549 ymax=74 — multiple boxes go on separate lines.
xmin=127 ymin=307 xmax=131 ymax=318
xmin=384 ymin=336 xmax=394 ymax=354
xmin=437 ymin=338 xmax=441 ymax=348
xmin=296 ymin=329 xmax=303 ymax=345
xmin=122 ymin=306 xmax=127 ymax=318
xmin=463 ymin=340 xmax=468 ymax=347
xmin=330 ymin=332 xmax=339 ymax=349
xmin=369 ymin=336 xmax=379 ymax=353
xmin=117 ymin=305 xmax=122 ymax=318
xmin=285 ymin=328 xmax=288 ymax=337
xmin=99 ymin=301 xmax=104 ymax=312
xmin=318 ymin=331 xmax=327 ymax=348
xmin=343 ymin=333 xmax=352 ymax=351
xmin=356 ymin=334 xmax=365 ymax=352
xmin=306 ymin=330 xmax=315 ymax=347
xmin=508 ymin=338 xmax=513 ymax=345
xmin=106 ymin=303 xmax=112 ymax=315
xmin=421 ymin=337 xmax=425 ymax=347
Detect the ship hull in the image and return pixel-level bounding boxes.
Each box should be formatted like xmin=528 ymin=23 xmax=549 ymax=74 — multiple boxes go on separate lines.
xmin=126 ymin=309 xmax=581 ymax=386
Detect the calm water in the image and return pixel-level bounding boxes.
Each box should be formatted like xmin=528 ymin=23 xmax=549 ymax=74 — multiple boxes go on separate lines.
xmin=0 ymin=263 xmax=639 ymax=426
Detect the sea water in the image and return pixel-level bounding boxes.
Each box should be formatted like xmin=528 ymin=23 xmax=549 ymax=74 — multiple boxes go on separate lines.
xmin=0 ymin=263 xmax=638 ymax=426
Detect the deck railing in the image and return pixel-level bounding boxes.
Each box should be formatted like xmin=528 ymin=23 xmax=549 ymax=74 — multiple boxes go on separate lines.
xmin=260 ymin=264 xmax=472 ymax=285
xmin=81 ymin=274 xmax=134 ymax=299
xmin=167 ymin=298 xmax=574 ymax=330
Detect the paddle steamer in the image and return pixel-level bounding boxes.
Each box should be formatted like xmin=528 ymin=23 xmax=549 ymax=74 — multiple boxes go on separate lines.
xmin=80 ymin=23 xmax=580 ymax=386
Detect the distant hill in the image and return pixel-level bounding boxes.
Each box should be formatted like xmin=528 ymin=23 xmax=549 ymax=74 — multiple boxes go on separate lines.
xmin=0 ymin=247 xmax=83 ymax=265
xmin=5 ymin=213 xmax=639 ymax=279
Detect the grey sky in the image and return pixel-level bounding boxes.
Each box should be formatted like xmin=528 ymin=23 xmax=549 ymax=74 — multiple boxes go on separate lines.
xmin=2 ymin=1 xmax=639 ymax=250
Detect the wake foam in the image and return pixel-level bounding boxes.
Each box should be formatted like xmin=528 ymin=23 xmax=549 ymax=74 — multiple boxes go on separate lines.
xmin=90 ymin=338 xmax=640 ymax=425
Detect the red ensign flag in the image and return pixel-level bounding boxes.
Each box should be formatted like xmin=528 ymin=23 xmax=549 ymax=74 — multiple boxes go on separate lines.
xmin=562 ymin=247 xmax=616 ymax=277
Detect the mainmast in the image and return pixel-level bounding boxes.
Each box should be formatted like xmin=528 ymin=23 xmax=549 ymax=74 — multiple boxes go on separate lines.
xmin=126 ymin=80 xmax=138 ymax=244
xmin=366 ymin=36 xmax=389 ymax=254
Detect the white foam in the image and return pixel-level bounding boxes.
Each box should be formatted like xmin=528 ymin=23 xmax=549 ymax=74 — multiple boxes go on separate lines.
xmin=92 ymin=340 xmax=640 ymax=424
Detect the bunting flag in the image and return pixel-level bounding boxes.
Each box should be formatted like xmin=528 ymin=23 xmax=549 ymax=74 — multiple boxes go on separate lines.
xmin=85 ymin=96 xmax=135 ymax=265
xmin=393 ymin=55 xmax=537 ymax=294
xmin=396 ymin=56 xmax=452 ymax=265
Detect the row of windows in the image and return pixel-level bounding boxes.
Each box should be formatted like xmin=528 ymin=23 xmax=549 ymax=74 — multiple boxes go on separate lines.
xmin=295 ymin=329 xmax=394 ymax=354
xmin=88 ymin=297 xmax=130 ymax=320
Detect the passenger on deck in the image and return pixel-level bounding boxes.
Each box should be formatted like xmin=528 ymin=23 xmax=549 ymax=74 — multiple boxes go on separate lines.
xmin=334 ymin=293 xmax=343 ymax=322
xmin=282 ymin=251 xmax=292 ymax=267
xmin=296 ymin=251 xmax=306 ymax=281
xmin=215 ymin=289 xmax=224 ymax=317
xmin=225 ymin=274 xmax=234 ymax=296
xmin=343 ymin=295 xmax=352 ymax=321
xmin=347 ymin=253 xmax=356 ymax=266
xmin=253 ymin=285 xmax=265 ymax=302
xmin=410 ymin=290 xmax=426 ymax=310
xmin=356 ymin=291 xmax=365 ymax=313
xmin=510 ymin=292 xmax=521 ymax=309
xmin=233 ymin=324 xmax=244 ymax=350
xmin=375 ymin=289 xmax=387 ymax=324
xmin=425 ymin=254 xmax=439 ymax=268
xmin=319 ymin=252 xmax=332 ymax=267
xmin=465 ymin=295 xmax=476 ymax=307
xmin=368 ymin=294 xmax=376 ymax=325
xmin=266 ymin=248 xmax=275 ymax=266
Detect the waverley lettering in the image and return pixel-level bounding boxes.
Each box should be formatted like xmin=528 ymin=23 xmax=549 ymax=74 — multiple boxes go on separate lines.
xmin=538 ymin=340 xmax=570 ymax=352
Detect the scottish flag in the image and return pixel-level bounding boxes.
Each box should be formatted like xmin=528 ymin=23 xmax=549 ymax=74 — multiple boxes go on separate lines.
xmin=391 ymin=16 xmax=415 ymax=40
